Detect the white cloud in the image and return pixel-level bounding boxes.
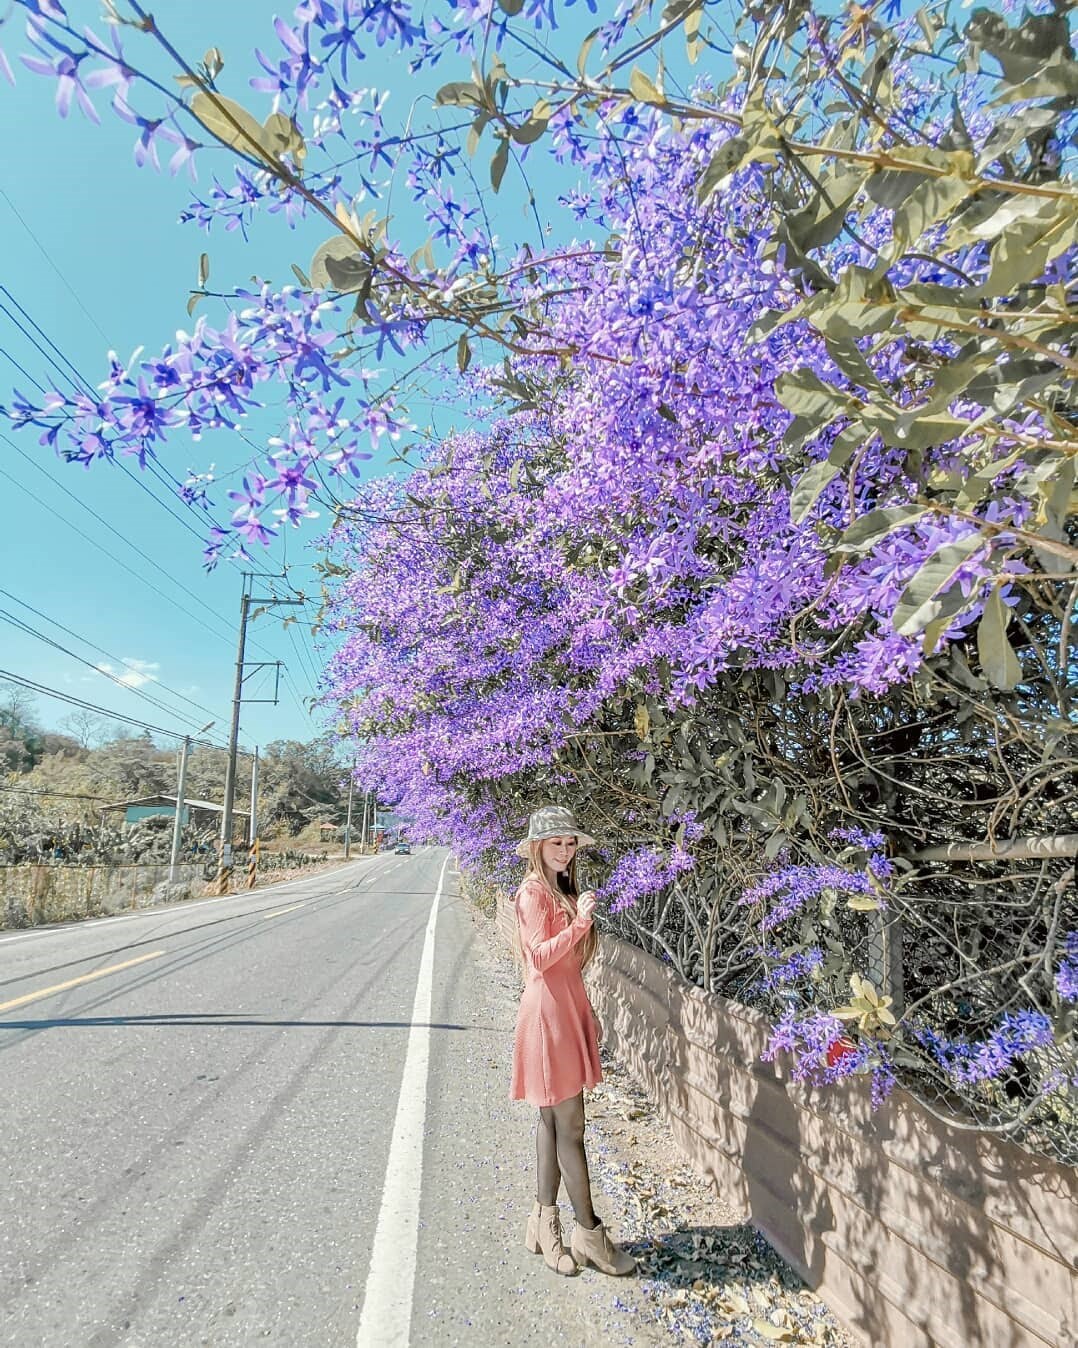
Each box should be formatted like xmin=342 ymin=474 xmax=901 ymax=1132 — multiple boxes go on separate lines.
xmin=97 ymin=658 xmax=160 ymax=689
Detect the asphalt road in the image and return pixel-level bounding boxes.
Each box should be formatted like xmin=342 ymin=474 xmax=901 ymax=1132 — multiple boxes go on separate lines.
xmin=0 ymin=850 xmax=644 ymax=1348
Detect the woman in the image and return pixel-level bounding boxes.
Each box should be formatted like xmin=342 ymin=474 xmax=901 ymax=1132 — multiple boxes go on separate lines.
xmin=510 ymin=805 xmax=636 ymax=1278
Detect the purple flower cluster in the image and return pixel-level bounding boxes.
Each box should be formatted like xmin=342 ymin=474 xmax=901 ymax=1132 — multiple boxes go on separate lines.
xmin=597 ymin=844 xmax=696 ymax=915
xmin=912 ymin=1012 xmax=1055 ymax=1087
xmin=763 ymin=1009 xmax=896 ymax=1106
xmin=739 ymin=863 xmax=877 ymax=932
xmin=753 ymin=946 xmax=824 ymax=994
xmin=1056 ymin=932 xmax=1078 ymax=1003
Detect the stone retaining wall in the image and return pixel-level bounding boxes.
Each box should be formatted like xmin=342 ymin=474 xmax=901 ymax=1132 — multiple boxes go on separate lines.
xmin=1 ymin=861 xmax=207 ymax=929
xmin=590 ymin=936 xmax=1078 ymax=1348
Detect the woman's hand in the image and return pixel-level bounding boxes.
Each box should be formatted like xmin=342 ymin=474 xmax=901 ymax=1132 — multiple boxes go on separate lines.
xmin=577 ymin=890 xmax=597 ymax=921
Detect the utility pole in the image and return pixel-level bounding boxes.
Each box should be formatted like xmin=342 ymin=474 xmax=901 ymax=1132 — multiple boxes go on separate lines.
xmin=217 ymin=592 xmax=250 ymax=894
xmin=344 ymin=764 xmax=355 ymax=860
xmin=170 ymin=719 xmax=214 ymax=885
xmin=249 ymin=747 xmax=259 ymax=847
xmin=247 ymin=748 xmax=260 ymax=889
xmin=216 ymin=576 xmax=303 ymax=894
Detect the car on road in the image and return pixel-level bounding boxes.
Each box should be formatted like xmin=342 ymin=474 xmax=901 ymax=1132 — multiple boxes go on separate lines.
xmin=394 ymin=840 xmax=411 ymax=854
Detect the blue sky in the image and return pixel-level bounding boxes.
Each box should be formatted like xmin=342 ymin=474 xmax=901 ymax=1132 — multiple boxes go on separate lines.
xmin=0 ymin=4 xmax=360 ymax=754
xmin=0 ymin=1 xmax=511 ymax=756
xmin=0 ymin=1 xmax=688 ymax=760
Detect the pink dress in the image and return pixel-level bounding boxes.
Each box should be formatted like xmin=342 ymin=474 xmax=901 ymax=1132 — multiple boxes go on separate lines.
xmin=510 ymin=877 xmax=602 ymax=1107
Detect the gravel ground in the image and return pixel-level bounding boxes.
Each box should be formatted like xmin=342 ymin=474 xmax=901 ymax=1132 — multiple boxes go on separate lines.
xmin=474 ymin=902 xmax=854 ymax=1348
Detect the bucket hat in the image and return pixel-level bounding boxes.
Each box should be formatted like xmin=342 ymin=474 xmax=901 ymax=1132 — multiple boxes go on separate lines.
xmin=514 ymin=805 xmax=596 ymax=857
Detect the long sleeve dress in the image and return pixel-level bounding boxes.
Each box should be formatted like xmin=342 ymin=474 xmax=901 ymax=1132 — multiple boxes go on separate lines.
xmin=510 ymin=877 xmax=602 ymax=1108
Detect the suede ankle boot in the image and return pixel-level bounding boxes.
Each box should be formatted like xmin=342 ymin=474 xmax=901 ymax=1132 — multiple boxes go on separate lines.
xmin=570 ymin=1219 xmax=636 ymax=1276
xmin=524 ymin=1202 xmax=576 ymax=1276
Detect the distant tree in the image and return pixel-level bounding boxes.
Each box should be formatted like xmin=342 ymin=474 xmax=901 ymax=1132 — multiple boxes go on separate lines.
xmin=0 ymin=687 xmax=43 ymax=773
xmin=92 ymin=734 xmax=172 ymax=800
xmin=61 ymin=711 xmax=111 ymax=750
xmin=260 ymin=738 xmax=347 ymax=834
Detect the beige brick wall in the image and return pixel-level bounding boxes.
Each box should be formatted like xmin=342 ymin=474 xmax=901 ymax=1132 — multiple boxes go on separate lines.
xmin=590 ymin=936 xmax=1078 ymax=1348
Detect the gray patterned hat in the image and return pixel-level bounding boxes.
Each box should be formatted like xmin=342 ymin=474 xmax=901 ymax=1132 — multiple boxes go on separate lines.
xmin=515 ymin=805 xmax=596 ymax=857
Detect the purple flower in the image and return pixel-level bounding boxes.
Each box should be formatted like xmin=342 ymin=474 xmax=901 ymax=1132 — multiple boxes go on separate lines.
xmin=1056 ymin=931 xmax=1078 ymax=1002
xmin=913 ymin=1012 xmax=1055 ymax=1087
xmin=21 ymin=48 xmax=98 ymax=121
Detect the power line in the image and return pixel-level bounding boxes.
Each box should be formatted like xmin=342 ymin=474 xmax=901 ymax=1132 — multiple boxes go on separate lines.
xmin=0 ymin=186 xmax=112 ymax=344
xmin=0 ymin=284 xmax=233 ymax=546
xmin=0 ymin=787 xmax=115 ymax=802
xmin=284 ymin=616 xmax=322 ymax=699
xmin=0 ymin=668 xmax=230 ymax=746
xmin=0 ymin=286 xmax=94 ymax=399
xmin=0 ymin=289 xmax=296 ymax=682
xmin=0 ymin=605 xmax=222 ymax=737
xmin=0 ymin=441 xmax=238 ymax=650
xmin=0 ymin=586 xmax=229 ymax=727
xmin=0 ymin=340 xmax=49 ymax=394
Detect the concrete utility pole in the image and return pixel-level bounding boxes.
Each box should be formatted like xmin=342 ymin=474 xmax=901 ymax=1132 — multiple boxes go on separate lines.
xmin=344 ymin=764 xmax=355 ymax=860
xmin=249 ymin=747 xmax=259 ymax=847
xmin=170 ymin=719 xmax=214 ymax=885
xmin=217 ymin=592 xmax=251 ymax=893
xmin=360 ymin=789 xmax=370 ymax=854
xmin=216 ymin=577 xmax=303 ymax=894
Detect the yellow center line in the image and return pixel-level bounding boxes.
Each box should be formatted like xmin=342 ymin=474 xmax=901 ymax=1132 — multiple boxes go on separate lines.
xmin=0 ymin=950 xmax=166 ymax=1014
xmin=258 ymin=902 xmax=306 ymax=920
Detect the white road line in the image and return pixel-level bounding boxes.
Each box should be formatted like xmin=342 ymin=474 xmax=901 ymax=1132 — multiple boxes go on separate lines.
xmin=356 ymin=852 xmax=450 ymax=1348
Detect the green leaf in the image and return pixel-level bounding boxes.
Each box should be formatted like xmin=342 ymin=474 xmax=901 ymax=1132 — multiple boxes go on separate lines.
xmin=977 ymin=589 xmax=1022 ymax=690
xmin=629 ymin=66 xmax=664 ymax=105
xmin=456 ymin=333 xmax=472 ymax=374
xmin=203 ymin=46 xmax=224 ymax=80
xmin=865 ymin=404 xmax=970 ymax=451
xmin=497 ymin=0 xmax=525 ymax=12
xmin=490 ymin=138 xmax=510 ymax=192
xmin=976 ymin=106 xmax=1057 ymax=173
xmin=892 ymin=534 xmax=985 ymax=637
xmin=466 ymin=112 xmax=491 ymax=157
xmin=887 ymin=158 xmax=974 ymax=258
xmin=990 ymin=60 xmax=1078 ymax=106
xmin=290 ymin=262 xmax=311 ymax=288
xmin=784 ymin=164 xmax=867 ymax=253
xmin=775 ymin=368 xmax=848 ymax=420
xmin=435 ymin=80 xmax=483 ymax=108
xmin=310 ymin=236 xmax=369 ymax=293
xmin=198 ymin=252 xmax=210 ymax=288
xmin=510 ymin=114 xmax=549 ymax=146
xmin=838 ymin=504 xmax=930 ymax=553
xmin=186 ymin=291 xmax=203 ymax=317
xmin=982 ymin=198 xmax=1078 ymax=297
xmin=822 ymin=335 xmax=889 ymax=398
xmin=262 ymin=110 xmax=306 ymax=167
xmin=696 ymin=136 xmax=750 ymax=202
xmin=190 ymin=91 xmax=270 ymax=162
xmin=577 ymin=28 xmax=599 ymax=78
xmin=790 ymin=460 xmax=841 ymax=525
xmin=847 ymin=894 xmax=881 ymax=911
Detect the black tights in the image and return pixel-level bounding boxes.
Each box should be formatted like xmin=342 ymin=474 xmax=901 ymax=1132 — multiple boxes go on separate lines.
xmin=536 ymin=1091 xmax=597 ymax=1228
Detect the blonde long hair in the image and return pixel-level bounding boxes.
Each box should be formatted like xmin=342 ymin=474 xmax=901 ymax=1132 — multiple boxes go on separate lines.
xmin=515 ymin=839 xmax=598 ymax=971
